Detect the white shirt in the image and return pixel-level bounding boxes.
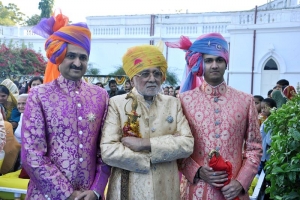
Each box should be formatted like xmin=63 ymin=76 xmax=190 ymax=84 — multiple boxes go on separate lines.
xmin=14 ymin=113 xmax=23 ymax=144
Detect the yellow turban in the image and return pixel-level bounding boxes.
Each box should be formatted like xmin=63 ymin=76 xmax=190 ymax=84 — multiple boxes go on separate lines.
xmin=122 ymin=45 xmax=168 ymax=80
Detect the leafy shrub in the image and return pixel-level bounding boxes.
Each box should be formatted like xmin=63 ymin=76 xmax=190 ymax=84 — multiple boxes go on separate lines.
xmin=265 ymin=93 xmax=300 ymax=200
xmin=0 ymin=41 xmax=46 ymax=76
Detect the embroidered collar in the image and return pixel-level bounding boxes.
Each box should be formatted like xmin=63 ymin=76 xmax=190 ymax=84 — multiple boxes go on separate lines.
xmin=57 ymin=75 xmax=82 ymax=95
xmin=201 ymin=80 xmax=227 ymax=96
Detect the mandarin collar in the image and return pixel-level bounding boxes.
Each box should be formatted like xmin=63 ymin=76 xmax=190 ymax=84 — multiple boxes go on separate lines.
xmin=57 ymin=75 xmax=82 ymax=94
xmin=200 ymin=80 xmax=227 ymax=96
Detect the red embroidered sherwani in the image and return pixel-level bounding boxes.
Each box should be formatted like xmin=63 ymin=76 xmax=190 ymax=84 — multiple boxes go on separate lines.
xmin=179 ymin=81 xmax=262 ymax=200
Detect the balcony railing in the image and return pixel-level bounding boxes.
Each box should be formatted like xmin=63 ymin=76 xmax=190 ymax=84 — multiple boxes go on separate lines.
xmin=0 ymin=8 xmax=299 ymax=38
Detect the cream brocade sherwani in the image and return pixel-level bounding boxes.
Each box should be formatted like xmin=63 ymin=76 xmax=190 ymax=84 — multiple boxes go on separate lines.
xmin=101 ymin=88 xmax=194 ymax=200
xmin=179 ymin=81 xmax=262 ymax=200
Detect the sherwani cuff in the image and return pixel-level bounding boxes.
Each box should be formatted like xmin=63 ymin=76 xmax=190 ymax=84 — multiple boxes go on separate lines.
xmin=90 ymin=165 xmax=111 ymax=198
xmin=181 ymin=157 xmax=200 ymax=183
xmin=236 ymin=164 xmax=258 ymax=192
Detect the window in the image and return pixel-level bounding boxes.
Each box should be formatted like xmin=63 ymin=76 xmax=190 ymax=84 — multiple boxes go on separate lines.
xmin=264 ymin=59 xmax=278 ymax=70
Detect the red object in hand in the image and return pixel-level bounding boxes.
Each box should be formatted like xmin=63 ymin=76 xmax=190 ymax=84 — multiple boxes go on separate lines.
xmin=208 ymin=150 xmax=239 ymax=200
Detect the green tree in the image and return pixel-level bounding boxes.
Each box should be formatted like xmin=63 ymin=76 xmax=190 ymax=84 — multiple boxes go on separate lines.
xmin=24 ymin=14 xmax=41 ymax=26
xmin=165 ymin=70 xmax=179 ymax=86
xmin=38 ymin=0 xmax=54 ymax=18
xmin=0 ymin=2 xmax=25 ymax=25
xmin=85 ymin=63 xmax=101 ymax=75
xmin=109 ymin=65 xmax=126 ymax=76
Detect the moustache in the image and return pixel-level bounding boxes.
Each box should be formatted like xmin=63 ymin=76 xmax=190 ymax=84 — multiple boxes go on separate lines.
xmin=70 ymin=65 xmax=83 ymax=70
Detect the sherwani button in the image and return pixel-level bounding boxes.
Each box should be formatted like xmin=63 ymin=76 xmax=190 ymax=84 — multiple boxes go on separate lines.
xmin=214 ymin=97 xmax=219 ymax=102
xmin=215 ymin=109 xmax=220 ymax=113
xmin=45 ymin=195 xmax=48 ymax=198
xmin=215 ymin=134 xmax=220 ymax=138
xmin=78 ymin=116 xmax=82 ymax=120
xmin=79 ymin=158 xmax=83 ymax=162
xmin=151 ymin=128 xmax=156 ymax=132
xmin=79 ymin=144 xmax=83 ymax=148
xmin=79 ymin=131 xmax=83 ymax=135
xmin=77 ymin=103 xmax=81 ymax=107
xmin=75 ymin=91 xmax=79 ymax=94
xmin=216 ymin=146 xmax=220 ymax=151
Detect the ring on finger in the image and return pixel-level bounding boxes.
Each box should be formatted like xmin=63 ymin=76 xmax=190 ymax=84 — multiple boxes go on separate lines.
xmin=213 ymin=172 xmax=216 ymax=176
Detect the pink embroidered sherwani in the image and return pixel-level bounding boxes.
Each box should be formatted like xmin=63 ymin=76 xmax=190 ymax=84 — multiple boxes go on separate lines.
xmin=179 ymin=81 xmax=262 ymax=200
xmin=101 ymin=88 xmax=194 ymax=200
xmin=21 ymin=75 xmax=110 ymax=200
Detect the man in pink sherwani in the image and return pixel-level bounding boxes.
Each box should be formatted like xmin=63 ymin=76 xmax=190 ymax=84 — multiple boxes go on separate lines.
xmin=166 ymin=33 xmax=262 ymax=200
xmin=21 ymin=11 xmax=110 ymax=200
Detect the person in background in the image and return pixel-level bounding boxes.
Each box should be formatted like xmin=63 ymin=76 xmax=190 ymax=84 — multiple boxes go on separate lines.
xmin=267 ymin=89 xmax=273 ymax=98
xmin=124 ymin=79 xmax=133 ymax=93
xmin=258 ymin=98 xmax=277 ymax=200
xmin=254 ymin=95 xmax=266 ymax=126
xmin=21 ymin=10 xmax=110 ymax=200
xmin=101 ymin=44 xmax=193 ymax=199
xmin=0 ymin=105 xmax=6 ymax=154
xmin=14 ymin=94 xmax=28 ymax=144
xmin=95 ymin=82 xmax=104 ymax=88
xmin=253 ymin=95 xmax=264 ymax=114
xmin=108 ymin=79 xmax=118 ymax=98
xmin=0 ymin=82 xmax=20 ymax=130
xmin=25 ymin=76 xmax=44 ymax=93
xmin=275 ymin=79 xmax=289 ymax=91
xmin=169 ymin=86 xmax=175 ymax=96
xmin=282 ymin=85 xmax=297 ymax=100
xmin=166 ymin=33 xmax=262 ymax=199
xmin=163 ymin=86 xmax=169 ymax=95
xmin=271 ymin=89 xmax=286 ymax=108
xmin=174 ymin=86 xmax=180 ymax=98
xmin=0 ymin=104 xmax=21 ymax=174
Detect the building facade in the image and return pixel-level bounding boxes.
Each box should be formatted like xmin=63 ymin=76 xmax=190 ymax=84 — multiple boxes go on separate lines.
xmin=0 ymin=0 xmax=299 ymax=96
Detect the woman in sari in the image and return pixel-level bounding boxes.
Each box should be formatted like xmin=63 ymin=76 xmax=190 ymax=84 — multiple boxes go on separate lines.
xmin=0 ymin=79 xmax=20 ymax=129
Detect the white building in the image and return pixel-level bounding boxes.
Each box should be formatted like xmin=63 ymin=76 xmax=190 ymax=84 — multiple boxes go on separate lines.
xmin=0 ymin=0 xmax=299 ymax=96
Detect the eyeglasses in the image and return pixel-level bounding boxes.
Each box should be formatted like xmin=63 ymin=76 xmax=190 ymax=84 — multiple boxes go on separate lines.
xmin=204 ymin=57 xmax=226 ymax=64
xmin=136 ymin=71 xmax=163 ymax=79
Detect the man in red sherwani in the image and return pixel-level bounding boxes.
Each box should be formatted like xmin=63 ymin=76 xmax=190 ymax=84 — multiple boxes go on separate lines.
xmin=166 ymin=33 xmax=262 ymax=200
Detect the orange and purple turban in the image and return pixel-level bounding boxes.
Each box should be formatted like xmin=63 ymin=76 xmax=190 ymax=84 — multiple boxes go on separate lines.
xmin=166 ymin=33 xmax=229 ymax=93
xmin=122 ymin=45 xmax=168 ymax=80
xmin=33 ymin=10 xmax=91 ymax=83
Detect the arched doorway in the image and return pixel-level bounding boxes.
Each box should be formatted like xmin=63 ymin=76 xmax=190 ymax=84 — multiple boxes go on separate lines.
xmin=260 ymin=58 xmax=280 ymax=97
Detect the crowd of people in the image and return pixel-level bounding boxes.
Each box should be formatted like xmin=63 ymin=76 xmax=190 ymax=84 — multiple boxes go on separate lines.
xmin=0 ymin=10 xmax=297 ymax=200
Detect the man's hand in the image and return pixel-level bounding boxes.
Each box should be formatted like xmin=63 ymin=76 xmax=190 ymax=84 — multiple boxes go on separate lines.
xmin=197 ymin=166 xmax=228 ymax=187
xmin=74 ymin=190 xmax=98 ymax=200
xmin=221 ymin=179 xmax=243 ymax=200
xmin=121 ymin=137 xmax=151 ymax=152
xmin=67 ymin=191 xmax=82 ymax=200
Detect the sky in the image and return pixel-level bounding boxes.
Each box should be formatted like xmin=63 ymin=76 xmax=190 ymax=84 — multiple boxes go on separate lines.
xmin=2 ymin=0 xmax=269 ymax=22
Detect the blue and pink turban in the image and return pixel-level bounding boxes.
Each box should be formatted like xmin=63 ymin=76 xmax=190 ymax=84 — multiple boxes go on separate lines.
xmin=33 ymin=10 xmax=91 ymax=83
xmin=165 ymin=33 xmax=229 ymax=93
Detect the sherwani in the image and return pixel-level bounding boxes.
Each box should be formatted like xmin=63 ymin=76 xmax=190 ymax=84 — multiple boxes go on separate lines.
xmin=101 ymin=88 xmax=194 ymax=200
xmin=21 ymin=75 xmax=111 ymax=200
xmin=179 ymin=81 xmax=262 ymax=200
